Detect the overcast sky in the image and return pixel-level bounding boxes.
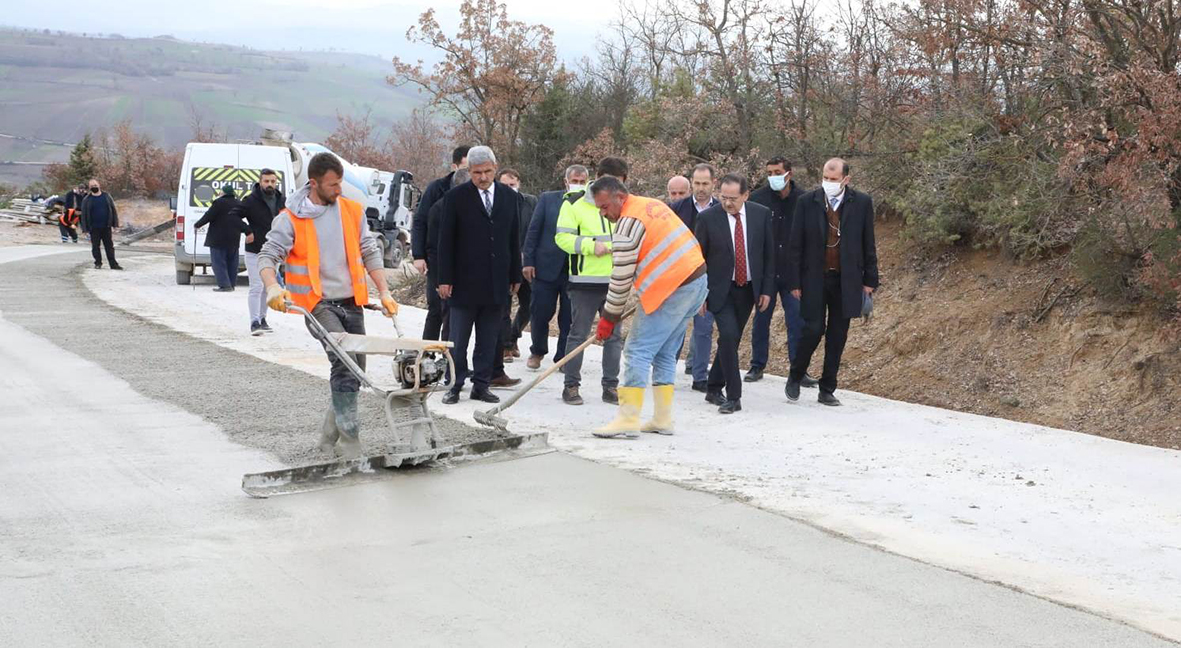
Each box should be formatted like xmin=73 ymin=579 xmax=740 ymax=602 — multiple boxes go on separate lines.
xmin=3 ymin=0 xmax=618 ymax=62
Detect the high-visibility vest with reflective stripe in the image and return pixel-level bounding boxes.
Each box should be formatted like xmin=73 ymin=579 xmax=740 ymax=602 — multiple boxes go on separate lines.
xmin=282 ymin=197 xmax=369 ymax=312
xmin=624 ymin=195 xmax=705 ymax=314
xmin=60 ymin=208 xmax=78 ymax=227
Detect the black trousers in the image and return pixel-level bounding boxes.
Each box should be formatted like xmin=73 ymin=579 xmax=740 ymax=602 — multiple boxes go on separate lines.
xmin=449 ymin=304 xmax=501 ymax=393
xmin=423 ymin=272 xmax=450 ymax=342
xmin=58 ymin=222 xmax=78 ymax=242
xmin=90 ymin=227 xmax=117 ymax=267
xmin=501 ymin=280 xmax=532 ymax=348
xmin=708 ymin=282 xmax=756 ymax=402
xmin=529 ymin=275 xmax=571 ymax=361
xmin=308 ymin=300 xmax=366 ymax=393
xmin=791 ymin=272 xmax=852 ymax=394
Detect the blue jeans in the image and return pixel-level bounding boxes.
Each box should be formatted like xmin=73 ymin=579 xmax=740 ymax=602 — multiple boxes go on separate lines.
xmin=690 ymin=310 xmax=715 ymax=382
xmin=750 ymin=281 xmax=804 ymax=368
xmin=209 ymin=247 xmax=239 ymax=289
xmin=623 ymin=275 xmax=708 ymax=388
xmin=529 ymin=275 xmax=572 ymax=361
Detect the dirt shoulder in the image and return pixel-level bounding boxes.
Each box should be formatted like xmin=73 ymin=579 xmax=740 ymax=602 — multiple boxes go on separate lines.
xmin=0 ymin=197 xmax=173 ymax=249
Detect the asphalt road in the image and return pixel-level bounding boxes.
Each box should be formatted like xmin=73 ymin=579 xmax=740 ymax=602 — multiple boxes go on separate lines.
xmin=0 ymin=248 xmax=1173 ymax=647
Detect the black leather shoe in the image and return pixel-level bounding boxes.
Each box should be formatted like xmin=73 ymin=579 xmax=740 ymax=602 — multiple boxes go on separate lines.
xmin=602 ymin=386 xmax=619 ymax=404
xmin=441 ymin=390 xmax=460 ymax=405
xmin=818 ymin=392 xmax=842 ymax=406
xmin=718 ymin=399 xmax=742 ymax=414
xmin=743 ymin=368 xmax=764 ymax=383
xmin=691 ymin=380 xmax=708 ymax=393
xmin=801 ymin=373 xmax=820 ymax=388
xmin=705 ymin=390 xmax=725 ymax=406
xmin=109 ymin=264 xmax=124 ymax=271
xmin=93 ymin=262 xmax=102 ymax=269
xmin=683 ymin=365 xmax=693 ymax=375
xmin=471 ymin=389 xmax=500 ymax=404
xmin=785 ymin=380 xmax=801 ymax=402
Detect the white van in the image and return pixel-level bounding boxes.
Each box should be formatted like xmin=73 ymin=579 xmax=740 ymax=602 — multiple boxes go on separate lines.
xmin=173 ymin=143 xmax=294 ymax=285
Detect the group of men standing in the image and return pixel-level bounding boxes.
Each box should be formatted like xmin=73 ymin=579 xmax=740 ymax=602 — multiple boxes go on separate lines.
xmin=414 ymin=143 xmax=879 ymax=432
xmin=665 ymin=157 xmax=879 ymax=412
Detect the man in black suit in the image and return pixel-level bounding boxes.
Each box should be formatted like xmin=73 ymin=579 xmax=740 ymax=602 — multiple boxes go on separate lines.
xmin=413 ymin=144 xmax=470 ymax=339
xmin=437 ymin=146 xmax=522 ymax=404
xmin=785 ymin=158 xmax=879 ymax=406
xmin=695 ymin=174 xmax=775 ymax=414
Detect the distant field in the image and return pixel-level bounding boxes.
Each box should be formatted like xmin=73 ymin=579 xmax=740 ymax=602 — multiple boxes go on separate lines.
xmin=0 ymin=28 xmax=423 ymax=185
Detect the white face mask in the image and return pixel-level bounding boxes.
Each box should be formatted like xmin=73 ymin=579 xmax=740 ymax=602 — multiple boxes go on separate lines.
xmin=567 ymin=184 xmax=586 ymax=194
xmin=822 ymin=180 xmax=844 ymax=198
xmin=768 ymin=174 xmax=787 ymax=191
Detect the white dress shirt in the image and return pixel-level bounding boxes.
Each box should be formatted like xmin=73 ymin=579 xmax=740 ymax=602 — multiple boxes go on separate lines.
xmin=481 ymin=185 xmax=495 ymax=214
xmin=828 ymin=190 xmax=845 ymax=211
xmin=726 ymin=205 xmax=752 ymax=282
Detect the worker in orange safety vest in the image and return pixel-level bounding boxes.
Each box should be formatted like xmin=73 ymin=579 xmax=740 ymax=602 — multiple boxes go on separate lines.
xmin=588 ymin=176 xmax=708 ymax=439
xmin=256 ymin=152 xmax=399 ymax=460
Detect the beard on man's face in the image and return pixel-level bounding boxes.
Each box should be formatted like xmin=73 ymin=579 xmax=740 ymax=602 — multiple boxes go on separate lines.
xmin=315 ymin=187 xmax=337 ymax=204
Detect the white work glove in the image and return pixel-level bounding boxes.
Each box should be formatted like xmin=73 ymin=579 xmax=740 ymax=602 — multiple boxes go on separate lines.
xmin=266 ymin=283 xmax=291 ymax=313
xmin=379 ymin=290 xmax=399 ymax=317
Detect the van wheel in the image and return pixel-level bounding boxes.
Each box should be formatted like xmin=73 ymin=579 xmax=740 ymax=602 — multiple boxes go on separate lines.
xmin=176 ymin=269 xmax=192 ymax=285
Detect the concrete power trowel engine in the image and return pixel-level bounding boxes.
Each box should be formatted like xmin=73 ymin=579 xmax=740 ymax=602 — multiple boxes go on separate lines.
xmin=393 ymin=349 xmax=447 ymax=390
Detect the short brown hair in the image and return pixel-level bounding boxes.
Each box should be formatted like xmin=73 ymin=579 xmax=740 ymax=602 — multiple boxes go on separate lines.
xmin=692 ymin=163 xmax=718 ymax=179
xmin=496 ymin=168 xmax=520 ymax=181
xmin=307 ymin=152 xmax=343 ymax=180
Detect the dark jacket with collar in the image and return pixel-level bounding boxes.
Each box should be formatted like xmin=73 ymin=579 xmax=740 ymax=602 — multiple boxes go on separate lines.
xmin=80 ymin=191 xmax=119 ymax=231
xmin=522 ymin=190 xmax=569 ymax=283
xmin=235 ymin=183 xmax=286 ymax=254
xmin=671 ymin=195 xmax=718 ymax=235
xmin=437 ymin=181 xmax=523 ymax=307
xmin=748 ymin=179 xmax=803 ymax=283
xmin=193 ymin=194 xmax=248 ymax=250
xmin=425 ymin=198 xmax=446 ymax=278
xmin=412 ymin=171 xmax=453 ymax=260
xmin=786 ymin=187 xmax=880 ymax=321
xmin=695 ymin=201 xmax=776 ymax=314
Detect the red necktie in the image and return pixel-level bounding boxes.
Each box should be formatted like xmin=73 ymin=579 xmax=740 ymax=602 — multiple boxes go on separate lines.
xmin=733 ymin=215 xmax=747 ymax=286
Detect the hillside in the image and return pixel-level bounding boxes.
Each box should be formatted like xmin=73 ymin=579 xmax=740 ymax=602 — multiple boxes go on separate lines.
xmin=0 ymin=28 xmax=421 ymax=185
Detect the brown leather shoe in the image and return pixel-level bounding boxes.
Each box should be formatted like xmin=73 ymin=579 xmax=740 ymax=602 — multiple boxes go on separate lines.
xmin=562 ymin=385 xmax=583 ymax=405
xmin=526 ymin=354 xmax=542 ymax=369
xmin=511 ymin=348 xmax=521 ymax=358
xmin=502 ymin=350 xmax=514 ymax=363
xmin=490 ymin=374 xmax=522 ymax=388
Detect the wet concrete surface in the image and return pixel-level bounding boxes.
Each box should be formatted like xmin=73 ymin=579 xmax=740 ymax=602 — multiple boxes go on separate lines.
xmin=1 ymin=248 xmax=1175 ymax=647
xmin=0 ymin=250 xmax=503 ymax=466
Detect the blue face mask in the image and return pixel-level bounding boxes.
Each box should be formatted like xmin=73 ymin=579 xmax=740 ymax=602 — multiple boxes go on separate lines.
xmin=768 ymin=174 xmax=787 ymax=191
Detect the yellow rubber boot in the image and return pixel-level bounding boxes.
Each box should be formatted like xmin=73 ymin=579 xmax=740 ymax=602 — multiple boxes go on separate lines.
xmin=592 ymin=386 xmax=643 ymax=439
xmin=641 ymin=385 xmax=675 ymax=435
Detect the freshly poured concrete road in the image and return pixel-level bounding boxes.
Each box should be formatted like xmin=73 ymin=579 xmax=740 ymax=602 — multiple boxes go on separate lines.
xmin=0 ymin=249 xmax=1173 ymax=647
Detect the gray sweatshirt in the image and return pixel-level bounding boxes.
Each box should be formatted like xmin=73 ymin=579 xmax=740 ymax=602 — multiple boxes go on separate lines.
xmin=258 ymin=183 xmax=384 ymax=300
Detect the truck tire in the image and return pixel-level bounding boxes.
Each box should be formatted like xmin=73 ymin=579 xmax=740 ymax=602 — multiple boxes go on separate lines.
xmin=176 ymin=269 xmax=192 ymax=285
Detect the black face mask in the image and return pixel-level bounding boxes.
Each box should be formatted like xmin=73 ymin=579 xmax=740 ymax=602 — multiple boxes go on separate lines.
xmin=90 ymin=188 xmax=100 ymax=194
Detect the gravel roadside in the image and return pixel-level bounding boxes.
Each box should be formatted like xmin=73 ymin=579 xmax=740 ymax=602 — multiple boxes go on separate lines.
xmin=0 ymin=250 xmax=505 ymax=466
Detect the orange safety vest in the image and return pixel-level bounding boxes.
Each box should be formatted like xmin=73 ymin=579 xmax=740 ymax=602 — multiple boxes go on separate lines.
xmin=60 ymin=208 xmax=78 ymax=227
xmin=282 ymin=196 xmax=369 ymax=312
xmin=622 ymin=194 xmax=705 ymax=314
